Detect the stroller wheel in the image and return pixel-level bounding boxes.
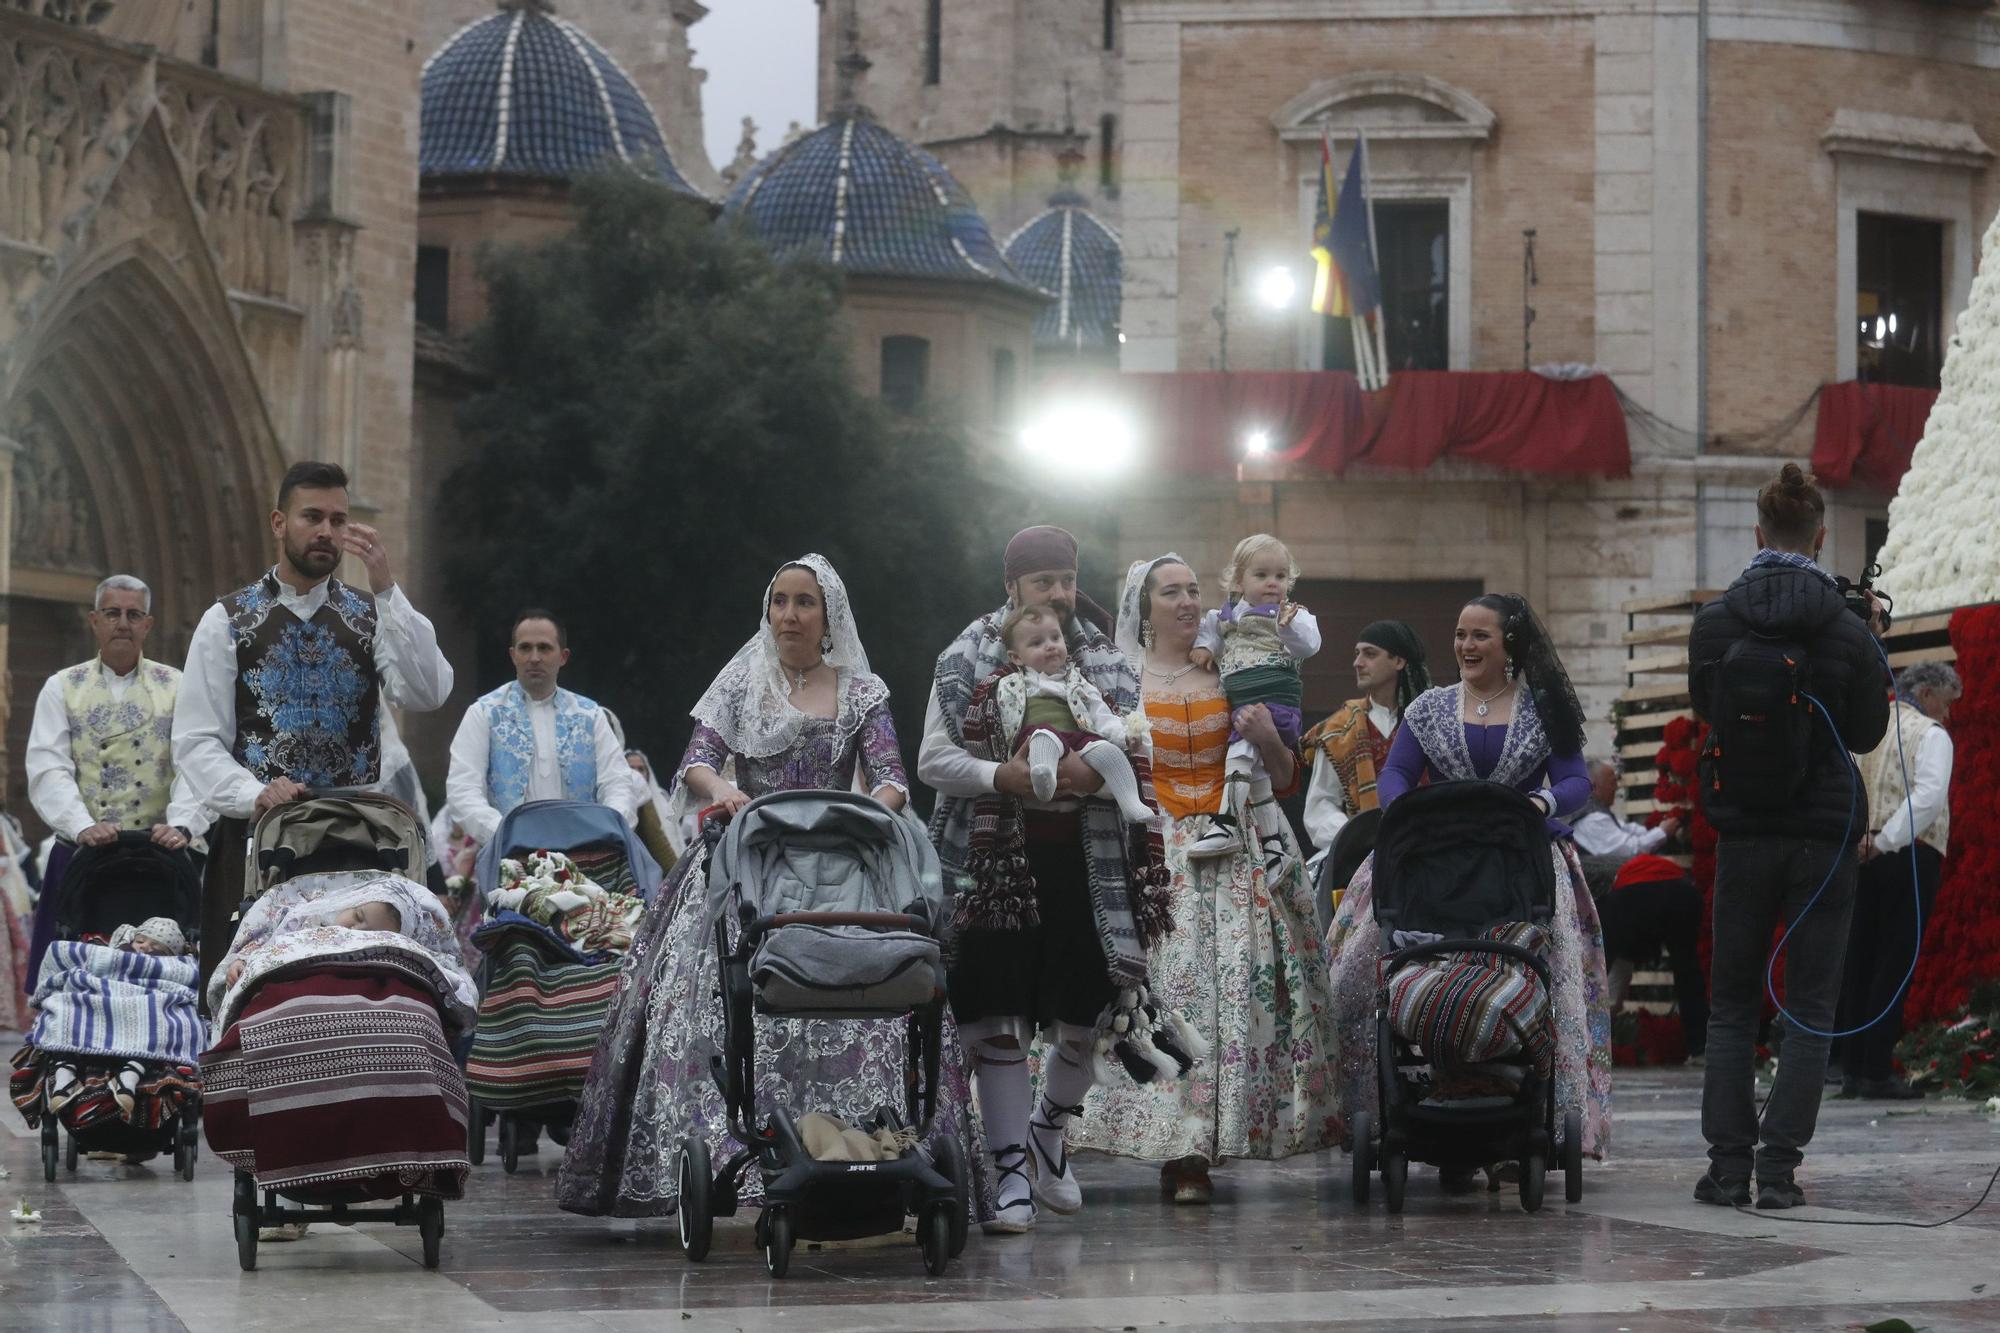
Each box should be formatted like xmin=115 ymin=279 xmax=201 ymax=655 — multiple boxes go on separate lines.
xmin=418 ymin=1195 xmax=445 ymax=1270
xmin=919 ymin=1204 xmax=951 ymax=1277
xmin=1563 ymin=1109 xmax=1583 ymax=1204
xmin=181 ymin=1120 xmax=200 ymax=1182
xmin=1519 ymin=1153 xmax=1547 ymax=1213
xmin=763 ymin=1206 xmax=793 ymax=1279
xmin=65 ymin=1132 xmax=78 ymax=1172
xmin=467 ymin=1097 xmax=485 ymax=1166
xmin=1382 ymin=1149 xmax=1407 ymax=1214
xmin=931 ymin=1134 xmax=970 ymax=1258
xmin=676 ymin=1138 xmax=713 ymax=1262
xmin=499 ymin=1115 xmax=519 ymax=1175
xmin=40 ymin=1119 xmax=58 ymax=1182
xmin=1349 ymin=1111 xmax=1372 ymax=1206
xmin=232 ymin=1172 xmax=259 ymax=1272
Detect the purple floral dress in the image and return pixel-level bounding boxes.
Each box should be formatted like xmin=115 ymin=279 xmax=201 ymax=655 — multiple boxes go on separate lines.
xmin=556 ymin=680 xmax=987 ymax=1219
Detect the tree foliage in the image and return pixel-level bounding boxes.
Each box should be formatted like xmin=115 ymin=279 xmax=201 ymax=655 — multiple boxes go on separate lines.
xmin=444 ymin=170 xmax=1022 ymax=783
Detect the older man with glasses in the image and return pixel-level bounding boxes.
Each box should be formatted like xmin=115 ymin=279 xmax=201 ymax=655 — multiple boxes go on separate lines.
xmin=22 ymin=574 xmax=209 ymax=981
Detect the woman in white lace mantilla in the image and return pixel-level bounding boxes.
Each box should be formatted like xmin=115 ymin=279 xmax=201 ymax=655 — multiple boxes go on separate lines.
xmin=555 ymin=555 xmax=986 ymax=1220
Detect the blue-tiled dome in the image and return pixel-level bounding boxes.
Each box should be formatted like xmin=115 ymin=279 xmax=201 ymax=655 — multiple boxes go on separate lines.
xmin=1004 ymin=191 xmax=1123 ymax=350
xmin=421 ymin=1 xmax=699 ymax=194
xmin=723 ymin=113 xmax=1042 ymax=295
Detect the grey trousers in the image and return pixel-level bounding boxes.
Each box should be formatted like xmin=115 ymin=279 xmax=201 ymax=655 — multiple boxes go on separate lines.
xmin=1701 ymin=834 xmax=1857 ymax=1182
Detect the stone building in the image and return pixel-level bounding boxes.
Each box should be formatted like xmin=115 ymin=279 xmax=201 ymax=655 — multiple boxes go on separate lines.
xmin=844 ymin=0 xmax=2000 ymax=748
xmin=819 ymin=0 xmax=1125 ymax=239
xmin=0 ymin=0 xmax=428 ymax=828
xmin=721 ymin=108 xmax=1045 ymax=434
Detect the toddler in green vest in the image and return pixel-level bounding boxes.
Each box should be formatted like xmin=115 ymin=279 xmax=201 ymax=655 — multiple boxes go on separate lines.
xmin=999 ymin=604 xmax=1154 ymax=823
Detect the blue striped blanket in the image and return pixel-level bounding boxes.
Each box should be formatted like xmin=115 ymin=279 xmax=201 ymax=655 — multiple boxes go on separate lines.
xmin=27 ymin=941 xmax=206 ymax=1065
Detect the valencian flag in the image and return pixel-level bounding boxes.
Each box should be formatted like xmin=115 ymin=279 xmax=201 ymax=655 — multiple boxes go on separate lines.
xmin=1309 ymin=130 xmax=1383 ymax=318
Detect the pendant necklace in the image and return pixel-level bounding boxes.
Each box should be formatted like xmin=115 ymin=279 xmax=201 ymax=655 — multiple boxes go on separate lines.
xmin=790 ymin=661 xmax=821 ymax=693
xmin=1146 ymin=657 xmax=1199 ymax=684
xmin=1467 ymin=680 xmax=1511 ymax=718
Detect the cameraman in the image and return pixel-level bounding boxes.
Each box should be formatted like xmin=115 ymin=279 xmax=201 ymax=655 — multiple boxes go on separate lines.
xmin=1687 ymin=464 xmax=1888 ymax=1211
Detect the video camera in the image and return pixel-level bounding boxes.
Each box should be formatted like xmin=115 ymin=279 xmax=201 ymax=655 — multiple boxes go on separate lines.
xmin=1834 ymin=561 xmax=1892 ymax=633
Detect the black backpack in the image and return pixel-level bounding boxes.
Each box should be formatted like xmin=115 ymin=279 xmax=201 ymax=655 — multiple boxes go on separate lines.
xmin=1701 ymin=634 xmax=1814 ymax=811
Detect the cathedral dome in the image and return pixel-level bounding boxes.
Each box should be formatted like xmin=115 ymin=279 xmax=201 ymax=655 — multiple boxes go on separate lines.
xmin=723 ymin=112 xmax=1041 ymax=295
xmin=420 ymin=0 xmax=700 ymax=195
xmin=1004 ymin=191 xmax=1123 ymax=351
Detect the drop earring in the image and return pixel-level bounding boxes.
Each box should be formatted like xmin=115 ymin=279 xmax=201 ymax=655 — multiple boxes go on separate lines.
xmin=820 ymin=631 xmax=834 ymax=654
xmin=1141 ymin=620 xmax=1155 ymax=649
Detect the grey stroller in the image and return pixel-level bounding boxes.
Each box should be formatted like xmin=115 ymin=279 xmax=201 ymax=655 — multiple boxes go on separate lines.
xmin=678 ymin=790 xmax=968 ymax=1278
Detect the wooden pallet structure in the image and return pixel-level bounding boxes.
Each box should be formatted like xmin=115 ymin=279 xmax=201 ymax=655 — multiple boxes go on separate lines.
xmin=1605 ymin=591 xmax=1956 ymax=1014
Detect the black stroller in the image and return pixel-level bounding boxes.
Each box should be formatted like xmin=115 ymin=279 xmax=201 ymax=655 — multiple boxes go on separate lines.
xmin=31 ymin=834 xmax=204 ymax=1181
xmin=1349 ymin=780 xmax=1583 ymax=1214
xmin=677 ymin=790 xmax=968 ymax=1278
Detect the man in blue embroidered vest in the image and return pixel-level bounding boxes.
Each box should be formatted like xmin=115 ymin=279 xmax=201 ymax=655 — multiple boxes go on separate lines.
xmin=23 ymin=574 xmax=209 ymax=981
xmin=445 ymin=609 xmax=636 ymax=848
xmin=173 ymin=460 xmax=455 ymax=990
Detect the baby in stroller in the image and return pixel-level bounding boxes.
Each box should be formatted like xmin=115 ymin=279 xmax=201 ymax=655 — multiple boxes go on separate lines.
xmin=45 ymin=916 xmax=194 ymax=1116
xmin=9 ymin=837 xmax=207 ymax=1182
xmin=204 ymin=793 xmax=476 ymax=1270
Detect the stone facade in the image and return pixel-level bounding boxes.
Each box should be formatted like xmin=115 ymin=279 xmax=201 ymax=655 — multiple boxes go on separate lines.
xmin=421 ymin=0 xmax=721 ymax=196
xmin=821 ymin=0 xmax=1124 ymax=238
xmin=0 ymin=0 xmax=423 ymax=827
xmin=849 ymin=0 xmax=2000 ymax=751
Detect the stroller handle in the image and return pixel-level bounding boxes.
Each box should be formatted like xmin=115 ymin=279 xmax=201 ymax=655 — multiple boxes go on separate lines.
xmin=752 ymin=910 xmax=930 ymax=936
xmin=1379 ymin=937 xmax=1553 ymax=988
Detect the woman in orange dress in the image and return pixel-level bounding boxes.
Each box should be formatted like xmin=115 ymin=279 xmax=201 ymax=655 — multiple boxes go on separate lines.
xmin=1069 ymin=555 xmax=1340 ymax=1202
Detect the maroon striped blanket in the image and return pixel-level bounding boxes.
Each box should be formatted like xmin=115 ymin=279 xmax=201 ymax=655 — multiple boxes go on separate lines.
xmin=202 ymin=968 xmax=469 ymax=1200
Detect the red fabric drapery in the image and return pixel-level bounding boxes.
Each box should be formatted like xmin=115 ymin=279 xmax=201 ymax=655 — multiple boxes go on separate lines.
xmin=1810 ymin=380 xmax=1937 ymax=492
xmin=1041 ymin=370 xmax=1631 ymax=478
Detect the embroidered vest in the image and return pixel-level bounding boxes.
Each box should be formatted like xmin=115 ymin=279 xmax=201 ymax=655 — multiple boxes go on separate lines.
xmin=1306 ymin=698 xmax=1393 ymax=818
xmin=225 ymin=572 xmax=382 ymax=788
xmin=1857 ymin=699 xmax=1948 ymax=854
xmin=1217 ymin=606 xmax=1293 ymax=677
xmin=483 ymin=682 xmax=601 ymax=814
xmin=59 ymin=658 xmax=180 ymax=828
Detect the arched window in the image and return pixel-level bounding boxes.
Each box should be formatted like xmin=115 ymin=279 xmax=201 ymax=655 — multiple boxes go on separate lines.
xmin=881 ymin=336 xmax=930 ymax=413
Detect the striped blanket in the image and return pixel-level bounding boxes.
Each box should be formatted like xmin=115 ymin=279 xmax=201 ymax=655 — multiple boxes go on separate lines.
xmin=203 ymin=968 xmax=468 ymax=1199
xmin=464 ymin=925 xmax=621 ymax=1110
xmin=1386 ymin=922 xmax=1554 ymax=1076
xmin=27 ymin=941 xmax=206 ymax=1065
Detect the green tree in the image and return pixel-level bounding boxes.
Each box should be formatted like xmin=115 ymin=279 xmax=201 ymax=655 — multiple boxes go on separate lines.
xmin=444 ymin=170 xmax=1018 ymax=791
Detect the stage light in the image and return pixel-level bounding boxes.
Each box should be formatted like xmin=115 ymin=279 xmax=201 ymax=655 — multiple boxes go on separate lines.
xmin=1257 ymin=266 xmax=1297 ymax=310
xmin=1019 ymin=402 xmax=1137 ymax=473
xmin=1244 ymin=428 xmax=1271 ymax=456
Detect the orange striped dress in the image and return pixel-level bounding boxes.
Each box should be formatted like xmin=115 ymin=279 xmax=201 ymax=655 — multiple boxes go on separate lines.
xmin=1144 ymin=686 xmax=1232 ymax=819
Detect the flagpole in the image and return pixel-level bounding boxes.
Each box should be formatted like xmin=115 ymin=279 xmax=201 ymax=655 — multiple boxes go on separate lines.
xmin=1359 ymin=132 xmax=1391 ymax=379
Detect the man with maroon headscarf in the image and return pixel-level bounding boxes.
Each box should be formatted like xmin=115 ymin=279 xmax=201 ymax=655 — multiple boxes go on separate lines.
xmin=920 ymin=526 xmax=1178 ymax=1236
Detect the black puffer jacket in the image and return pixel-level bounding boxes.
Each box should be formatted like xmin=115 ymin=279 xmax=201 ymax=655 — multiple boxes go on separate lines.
xmin=1687 ymin=561 xmax=1889 ymax=842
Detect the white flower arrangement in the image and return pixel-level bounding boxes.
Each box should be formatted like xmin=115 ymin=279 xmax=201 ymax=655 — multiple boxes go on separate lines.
xmin=1984 ymin=1095 xmax=2000 ymax=1115
xmin=1878 ymin=207 xmax=2000 ymax=613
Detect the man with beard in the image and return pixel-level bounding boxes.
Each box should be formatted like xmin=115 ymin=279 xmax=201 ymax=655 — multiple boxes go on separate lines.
xmin=173 ymin=461 xmax=453 ymax=994
xmin=920 ymin=525 xmax=1186 ymax=1235
xmin=22 ymin=574 xmax=210 ymax=981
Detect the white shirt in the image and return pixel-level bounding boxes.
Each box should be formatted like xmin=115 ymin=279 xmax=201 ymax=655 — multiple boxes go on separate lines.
xmin=444 ymin=688 xmax=638 ymax=848
xmin=1875 ymin=725 xmax=1954 ymax=855
xmin=172 ymin=576 xmax=455 ymax=821
xmin=25 ymin=659 xmax=208 ymax=840
xmin=1302 ymin=699 xmax=1398 ymax=857
xmin=1572 ymin=805 xmax=1670 ymax=861
xmin=919 ymin=682 xmax=999 ymax=797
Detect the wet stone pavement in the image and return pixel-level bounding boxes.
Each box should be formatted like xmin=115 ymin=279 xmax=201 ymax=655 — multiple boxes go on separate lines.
xmin=3 ymin=1063 xmax=1999 ymax=1331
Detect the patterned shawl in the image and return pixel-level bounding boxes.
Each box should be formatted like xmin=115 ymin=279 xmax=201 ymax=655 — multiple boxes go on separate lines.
xmin=1401 ymin=683 xmax=1553 ymax=789
xmin=929 ymin=610 xmax=1154 ymax=986
xmin=954 ymin=665 xmax=1171 ymax=959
